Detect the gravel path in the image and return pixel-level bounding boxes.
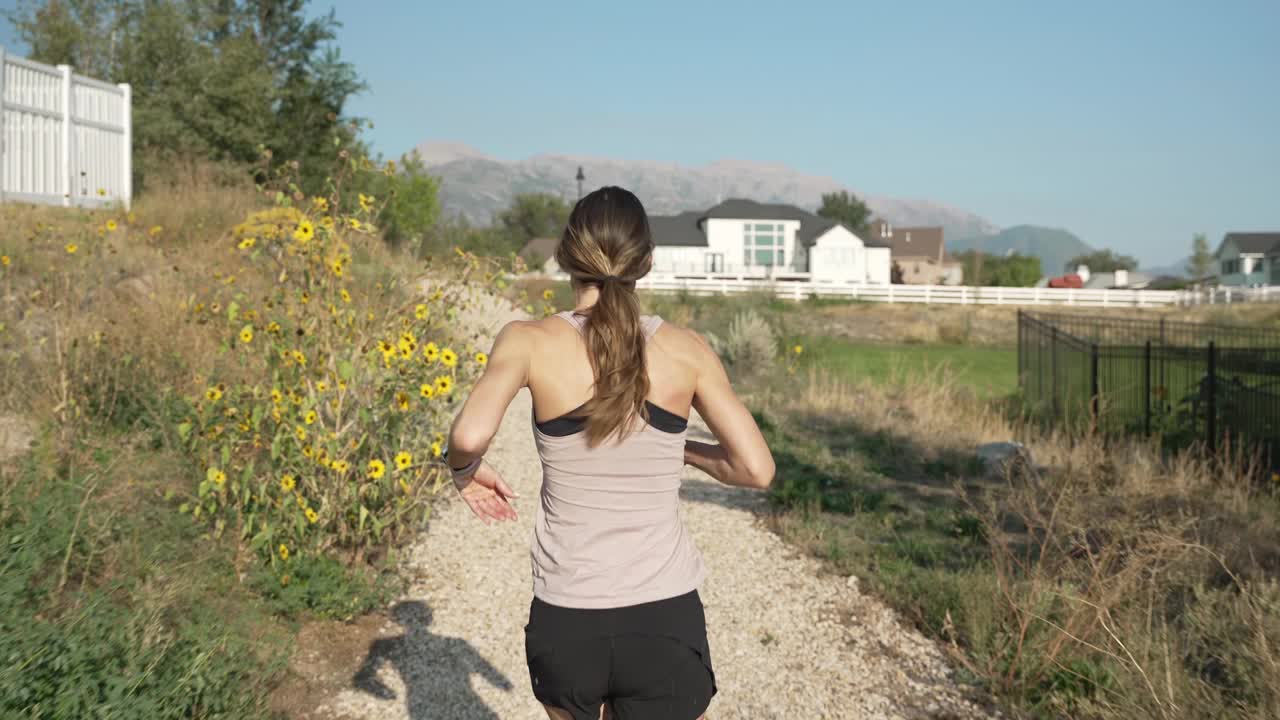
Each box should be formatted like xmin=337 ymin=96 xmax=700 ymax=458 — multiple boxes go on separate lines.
xmin=317 ymin=294 xmax=996 ymax=719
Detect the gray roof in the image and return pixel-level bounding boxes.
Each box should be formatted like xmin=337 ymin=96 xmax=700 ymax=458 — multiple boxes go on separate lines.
xmin=648 ymin=211 xmax=706 ymax=247
xmin=1218 ymin=232 xmax=1280 ymax=256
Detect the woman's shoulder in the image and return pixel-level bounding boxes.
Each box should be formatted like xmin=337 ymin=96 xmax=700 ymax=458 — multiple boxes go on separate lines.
xmin=648 ymin=317 xmax=717 ymax=362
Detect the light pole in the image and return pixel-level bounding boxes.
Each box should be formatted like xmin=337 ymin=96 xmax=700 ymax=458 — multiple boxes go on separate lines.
xmin=575 ymin=166 xmax=585 ymax=201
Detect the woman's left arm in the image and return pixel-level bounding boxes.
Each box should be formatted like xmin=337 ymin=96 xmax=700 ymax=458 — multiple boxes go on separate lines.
xmin=446 ymin=321 xmax=533 ymax=522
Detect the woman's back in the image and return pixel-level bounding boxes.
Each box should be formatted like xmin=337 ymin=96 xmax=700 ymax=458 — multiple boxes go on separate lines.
xmin=526 ymin=311 xmax=707 ymax=608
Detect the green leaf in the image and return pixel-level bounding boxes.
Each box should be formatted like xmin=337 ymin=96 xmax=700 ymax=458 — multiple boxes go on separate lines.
xmin=271 ymin=430 xmax=283 ymax=461
xmin=220 ymin=444 xmax=231 ymax=469
xmin=338 ymin=360 xmax=355 ymax=381
xmin=228 ymin=301 xmax=240 ymax=323
xmin=177 ymin=422 xmax=192 ymax=441
xmin=358 ymin=505 xmax=369 ymax=534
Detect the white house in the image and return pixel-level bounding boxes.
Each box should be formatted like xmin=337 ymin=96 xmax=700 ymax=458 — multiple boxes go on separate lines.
xmin=648 ymin=199 xmax=891 ymax=284
xmin=1215 ymin=232 xmax=1280 ymax=287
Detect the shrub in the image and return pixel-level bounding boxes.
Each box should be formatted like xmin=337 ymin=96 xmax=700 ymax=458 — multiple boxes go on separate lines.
xmin=717 ymin=309 xmax=777 ymax=375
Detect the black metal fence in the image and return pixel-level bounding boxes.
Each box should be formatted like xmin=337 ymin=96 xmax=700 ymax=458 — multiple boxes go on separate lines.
xmin=1018 ymin=311 xmax=1280 ymax=470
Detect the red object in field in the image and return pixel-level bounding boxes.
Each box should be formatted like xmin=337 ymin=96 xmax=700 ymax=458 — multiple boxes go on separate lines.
xmin=1048 ymin=273 xmax=1083 ymax=289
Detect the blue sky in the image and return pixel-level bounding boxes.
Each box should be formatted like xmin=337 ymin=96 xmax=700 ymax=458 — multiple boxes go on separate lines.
xmin=5 ymin=1 xmax=1278 ymax=265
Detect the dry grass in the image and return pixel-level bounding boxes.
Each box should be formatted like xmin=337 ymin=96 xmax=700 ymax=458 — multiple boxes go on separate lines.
xmin=756 ymin=367 xmax=1280 ymax=719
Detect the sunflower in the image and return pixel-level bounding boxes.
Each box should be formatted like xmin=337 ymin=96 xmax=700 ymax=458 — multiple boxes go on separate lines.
xmin=0 ymin=255 xmax=9 ymax=266
xmin=305 ymin=507 xmax=319 ymax=524
xmin=415 ymin=304 xmax=428 ymax=320
xmin=367 ymin=459 xmax=387 ymax=479
xmin=329 ymin=258 xmax=344 ymax=277
xmin=212 ymin=469 xmax=227 ymax=486
xmin=293 ymin=220 xmax=314 ymax=243
xmin=330 ymin=459 xmax=350 ymax=473
xmin=304 ymin=410 xmax=317 ymax=425
xmin=435 ymin=376 xmax=453 ymax=395
xmin=793 ymin=344 xmax=803 ymax=355
xmin=148 ymin=225 xmax=162 ymax=238
xmin=295 ymin=494 xmax=308 ymax=509
xmin=239 ymin=326 xmax=254 ymax=344
xmin=267 ymin=321 xmax=282 ymax=334
xmin=475 ymin=352 xmax=488 ymax=366
xmin=440 ymin=348 xmax=457 ymax=368
xmin=430 ymin=441 xmax=443 ymax=458
xmin=279 ymin=544 xmax=290 ymax=561
xmin=106 ymin=219 xmax=118 ymax=232
xmin=320 ymin=215 xmax=335 ymax=230
xmin=542 ymin=288 xmax=554 ymax=300
xmin=340 ymin=288 xmax=351 ymax=303
xmin=395 ymin=391 xmax=411 ymax=411
xmin=238 ymin=237 xmax=256 ymax=250
xmin=347 ymin=218 xmax=361 ymax=230
xmin=312 ymin=196 xmax=329 ymax=212
xmin=205 ymin=387 xmax=223 ymax=402
xmin=419 ymin=383 xmax=435 ymax=399
xmin=315 ymin=380 xmax=328 ymax=392
xmin=280 ymin=474 xmax=296 ymax=492
xmin=422 ymin=342 xmax=440 ymax=363
xmin=358 ymin=193 xmax=375 ymax=212
xmin=292 ymin=350 xmax=307 ymax=367
xmin=394 ymin=451 xmax=413 ymax=471
xmin=295 ymin=425 xmax=308 ymax=442
xmin=299 ymin=291 xmax=310 ymax=304
xmin=65 ymin=243 xmax=78 ymax=254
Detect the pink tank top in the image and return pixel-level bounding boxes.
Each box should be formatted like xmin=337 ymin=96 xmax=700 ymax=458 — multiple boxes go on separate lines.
xmin=528 ymin=311 xmax=707 ymax=609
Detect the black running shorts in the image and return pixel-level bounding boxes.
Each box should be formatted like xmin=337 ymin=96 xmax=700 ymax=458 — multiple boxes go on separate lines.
xmin=524 ymin=590 xmax=716 ymax=720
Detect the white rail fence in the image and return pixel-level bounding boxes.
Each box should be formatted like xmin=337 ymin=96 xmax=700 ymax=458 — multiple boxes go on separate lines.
xmin=635 ymin=276 xmax=1199 ymax=308
xmin=1 ymin=47 xmax=132 ymax=209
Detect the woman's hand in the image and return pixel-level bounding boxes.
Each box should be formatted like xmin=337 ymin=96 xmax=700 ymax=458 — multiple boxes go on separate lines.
xmin=457 ymin=460 xmax=519 ymax=524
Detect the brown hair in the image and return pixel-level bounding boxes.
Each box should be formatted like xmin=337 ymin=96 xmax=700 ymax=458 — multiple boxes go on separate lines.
xmin=554 ymin=186 xmax=655 ymax=446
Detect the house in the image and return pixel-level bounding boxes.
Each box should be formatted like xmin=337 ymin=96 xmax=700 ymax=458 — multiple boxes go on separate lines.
xmin=1215 ymin=232 xmax=1280 ymax=286
xmin=648 ymin=199 xmax=892 ymax=284
xmin=869 ymin=220 xmax=963 ymax=285
xmin=518 ymin=236 xmax=560 ymax=275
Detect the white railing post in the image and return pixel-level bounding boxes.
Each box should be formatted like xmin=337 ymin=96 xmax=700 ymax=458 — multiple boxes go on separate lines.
xmin=58 ymin=64 xmax=72 ymax=206
xmin=119 ymin=82 xmax=132 ymax=210
xmin=888 ymin=283 xmax=895 ymax=303
xmin=0 ymin=47 xmax=6 ymax=205
xmin=924 ymin=285 xmax=931 ymax=304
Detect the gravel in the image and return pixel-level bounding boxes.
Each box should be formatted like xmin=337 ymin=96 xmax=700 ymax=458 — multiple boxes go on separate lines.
xmin=318 ymin=299 xmax=998 ymax=720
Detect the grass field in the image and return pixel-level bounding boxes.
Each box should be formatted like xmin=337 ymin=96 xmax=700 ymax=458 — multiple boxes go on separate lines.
xmin=798 ymin=335 xmax=1018 ymax=398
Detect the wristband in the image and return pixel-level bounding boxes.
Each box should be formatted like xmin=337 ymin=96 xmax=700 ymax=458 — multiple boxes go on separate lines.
xmin=450 ymin=457 xmax=482 ymax=489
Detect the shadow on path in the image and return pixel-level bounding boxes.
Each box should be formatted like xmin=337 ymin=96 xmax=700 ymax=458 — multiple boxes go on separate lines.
xmin=353 ymin=601 xmax=514 ymax=720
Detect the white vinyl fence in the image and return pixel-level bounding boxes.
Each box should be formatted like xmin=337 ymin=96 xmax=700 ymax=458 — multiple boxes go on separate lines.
xmin=1 ymin=47 xmax=132 ymax=209
xmin=636 ymin=275 xmax=1191 ymax=308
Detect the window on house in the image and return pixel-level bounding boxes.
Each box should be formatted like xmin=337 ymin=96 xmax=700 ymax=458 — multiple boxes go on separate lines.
xmin=705 ymin=253 xmax=724 ymax=273
xmin=743 ymin=223 xmax=786 ymax=267
xmin=1222 ymin=259 xmax=1237 ymax=275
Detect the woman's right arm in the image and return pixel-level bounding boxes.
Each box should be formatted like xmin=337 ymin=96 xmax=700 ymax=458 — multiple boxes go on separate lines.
xmin=685 ymin=333 xmax=775 ymax=489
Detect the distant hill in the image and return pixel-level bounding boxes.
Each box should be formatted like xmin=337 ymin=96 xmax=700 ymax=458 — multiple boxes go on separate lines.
xmin=414 ymin=141 xmax=1000 ymax=241
xmin=950 ymin=226 xmax=1093 ymax=276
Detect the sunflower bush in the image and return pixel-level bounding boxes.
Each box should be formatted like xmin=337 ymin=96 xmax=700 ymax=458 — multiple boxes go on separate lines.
xmin=173 ymin=150 xmax=500 ymax=569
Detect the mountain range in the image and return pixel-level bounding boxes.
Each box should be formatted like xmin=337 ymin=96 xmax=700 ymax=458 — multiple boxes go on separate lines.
xmin=412 ymin=141 xmax=1156 ymax=276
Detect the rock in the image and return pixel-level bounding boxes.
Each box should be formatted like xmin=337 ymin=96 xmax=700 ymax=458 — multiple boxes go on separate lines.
xmin=975 ymin=441 xmax=1034 ymax=480
xmin=0 ymin=414 xmax=36 ymax=463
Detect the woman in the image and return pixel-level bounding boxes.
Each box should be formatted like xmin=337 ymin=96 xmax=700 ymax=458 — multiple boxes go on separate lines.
xmin=445 ymin=186 xmax=775 ymax=720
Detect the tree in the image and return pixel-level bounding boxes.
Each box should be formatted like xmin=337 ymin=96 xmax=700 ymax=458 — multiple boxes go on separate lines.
xmin=364 ymin=151 xmax=441 ymax=256
xmin=494 ymin=193 xmax=571 ymax=255
xmin=890 ymin=260 xmax=905 ymax=284
xmin=1186 ymin=233 xmax=1214 ymax=279
xmin=955 ymin=251 xmax=1042 ymax=287
xmin=8 ymin=0 xmax=364 ymax=191
xmin=817 ymin=190 xmax=873 ymax=238
xmin=1064 ymin=249 xmax=1138 ymax=274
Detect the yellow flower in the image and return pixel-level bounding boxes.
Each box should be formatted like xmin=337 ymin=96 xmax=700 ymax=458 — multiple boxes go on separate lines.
xmin=205 ymin=387 xmax=223 ymax=402
xmin=312 ymin=196 xmax=329 ymax=212
xmin=320 ymin=215 xmax=335 ymax=230
xmin=368 ymin=459 xmax=386 ymax=479
xmin=793 ymin=344 xmax=803 ymax=355
xmin=347 ymin=218 xmax=361 ymax=230
xmin=394 ymin=451 xmax=412 ymax=471
xmin=295 ymin=425 xmax=308 ymax=442
xmin=239 ymin=326 xmax=254 ymax=344
xmin=315 ymin=380 xmax=328 ymax=392
xmin=440 ymin=348 xmax=457 ymax=368
xmin=279 ymin=544 xmax=290 ymax=561
xmin=238 ymin=237 xmax=256 ymax=250
xmin=542 ymin=289 xmax=554 ymax=301
xmin=104 ymin=219 xmax=117 ymax=232
xmin=329 ymin=258 xmax=344 ymax=277
xmin=301 ymin=445 xmax=313 ymax=458
xmin=398 ymin=345 xmax=413 ymax=360
xmin=267 ymin=321 xmax=281 ymax=334
xmin=378 ymin=340 xmax=395 ymax=359
xmin=331 ymin=459 xmax=350 ymax=473
xmin=280 ymin=474 xmax=296 ymax=492
xmin=0 ymin=255 xmax=9 ymax=266
xmin=435 ymin=376 xmax=453 ymax=395
xmin=419 ymin=383 xmax=435 ymax=399
xmin=212 ymin=469 xmax=227 ymax=486
xmin=295 ymin=493 xmax=308 ymax=508
xmin=475 ymin=352 xmax=488 ymax=366
xmin=395 ymin=391 xmax=411 ymax=411
xmin=271 ymin=388 xmax=283 ymax=404
xmin=293 ymin=220 xmax=314 ymax=243
xmin=65 ymin=243 xmax=78 ymax=254
xmin=340 ymin=288 xmax=351 ymax=303
xmin=299 ymin=291 xmax=310 ymax=304
xmin=292 ymin=350 xmax=307 ymax=367
xmin=430 ymin=441 xmax=443 ymax=458
xmin=305 ymin=507 xmax=319 ymax=524
xmin=148 ymin=225 xmax=162 ymax=238
xmin=422 ymin=342 xmax=440 ymax=363
xmin=304 ymin=410 xmax=317 ymax=425
xmin=415 ymin=304 xmax=429 ymax=320
xmin=358 ymin=193 xmax=374 ymax=212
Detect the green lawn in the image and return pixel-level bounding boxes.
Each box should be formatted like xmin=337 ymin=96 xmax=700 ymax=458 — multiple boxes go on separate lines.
xmin=801 ymin=335 xmax=1018 ymax=398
